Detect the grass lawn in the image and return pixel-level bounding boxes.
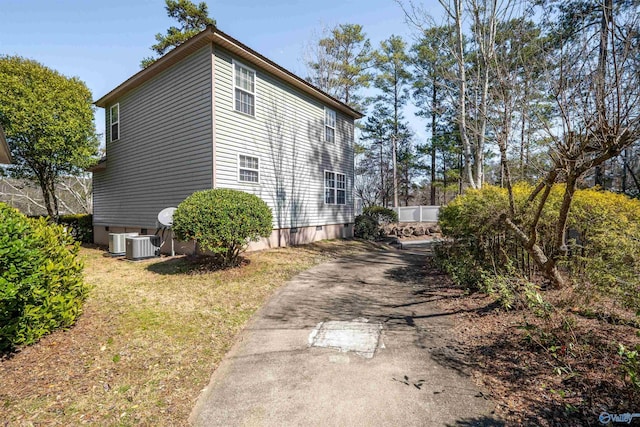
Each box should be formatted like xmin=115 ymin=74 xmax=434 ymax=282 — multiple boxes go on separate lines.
xmin=0 ymin=240 xmax=381 ymax=426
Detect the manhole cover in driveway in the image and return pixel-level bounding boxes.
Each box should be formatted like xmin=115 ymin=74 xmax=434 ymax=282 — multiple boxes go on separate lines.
xmin=308 ymin=318 xmax=383 ymax=359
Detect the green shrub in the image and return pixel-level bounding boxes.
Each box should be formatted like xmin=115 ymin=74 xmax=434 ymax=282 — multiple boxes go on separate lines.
xmin=172 ymin=189 xmax=273 ymax=266
xmin=354 ymin=206 xmax=398 ymax=240
xmin=58 ymin=214 xmax=93 ymax=243
xmin=354 ymin=214 xmax=379 ymax=240
xmin=437 ymin=184 xmax=640 ymax=309
xmin=433 ymin=241 xmax=489 ymax=291
xmin=362 ymin=205 xmax=398 ymax=224
xmin=618 ymin=343 xmax=640 ymax=389
xmin=0 ymin=203 xmax=87 ymax=352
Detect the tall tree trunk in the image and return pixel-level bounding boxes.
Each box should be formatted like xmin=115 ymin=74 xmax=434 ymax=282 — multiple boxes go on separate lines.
xmin=39 ymin=179 xmax=54 ymax=218
xmin=392 ymin=135 xmax=398 ymax=207
xmin=471 ymin=0 xmax=497 ymax=189
xmin=622 ymin=149 xmax=628 ymax=192
xmin=393 ymin=75 xmax=399 ymax=208
xmin=452 ymin=0 xmax=477 ymax=189
xmin=475 ymin=62 xmax=489 ymax=187
xmin=499 ymin=102 xmax=515 ymax=216
xmin=458 ymin=151 xmax=463 ymax=194
xmin=624 ymin=160 xmax=640 ymax=194
xmin=430 ymin=78 xmax=437 ymax=205
xmin=34 ymin=165 xmax=59 ymax=220
xmin=442 ymin=152 xmax=448 ymax=203
xmin=519 ymin=83 xmax=528 ymax=180
xmin=594 ymin=0 xmax=613 ymax=189
xmin=379 ymin=141 xmax=387 ymax=208
xmin=554 ymin=172 xmax=577 ymax=258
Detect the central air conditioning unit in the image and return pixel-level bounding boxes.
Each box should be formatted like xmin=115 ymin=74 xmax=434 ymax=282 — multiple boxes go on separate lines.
xmin=125 ymin=235 xmax=161 ymax=261
xmin=109 ymin=232 xmax=139 ymax=255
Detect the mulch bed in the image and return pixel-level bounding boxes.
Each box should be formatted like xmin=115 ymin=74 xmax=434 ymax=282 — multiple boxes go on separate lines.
xmin=423 ymin=258 xmax=640 ymax=426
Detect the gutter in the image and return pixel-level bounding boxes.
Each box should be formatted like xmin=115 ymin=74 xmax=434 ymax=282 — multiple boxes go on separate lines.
xmin=94 ymin=26 xmax=364 ymax=120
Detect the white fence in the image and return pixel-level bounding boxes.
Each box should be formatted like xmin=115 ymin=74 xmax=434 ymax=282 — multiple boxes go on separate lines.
xmin=392 ymin=206 xmax=440 ymax=223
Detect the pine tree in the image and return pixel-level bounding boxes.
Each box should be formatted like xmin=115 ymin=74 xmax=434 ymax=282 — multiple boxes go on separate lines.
xmin=141 ymin=0 xmax=215 ymax=68
xmin=371 ymin=35 xmax=412 ymax=207
xmin=305 ymin=23 xmax=372 ymax=110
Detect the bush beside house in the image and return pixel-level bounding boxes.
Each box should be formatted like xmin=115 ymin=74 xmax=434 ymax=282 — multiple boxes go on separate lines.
xmin=354 ymin=206 xmax=398 ymax=240
xmin=0 ymin=203 xmax=88 ymax=352
xmin=58 ymin=214 xmax=93 ymax=243
xmin=172 ymin=189 xmax=273 ymax=266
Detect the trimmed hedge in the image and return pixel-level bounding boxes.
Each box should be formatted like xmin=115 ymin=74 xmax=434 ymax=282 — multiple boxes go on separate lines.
xmin=354 ymin=205 xmax=398 ymax=240
xmin=354 ymin=214 xmax=379 ymax=240
xmin=58 ymin=214 xmax=93 ymax=243
xmin=362 ymin=205 xmax=398 ymax=224
xmin=172 ymin=189 xmax=273 ymax=266
xmin=0 ymin=203 xmax=88 ymax=352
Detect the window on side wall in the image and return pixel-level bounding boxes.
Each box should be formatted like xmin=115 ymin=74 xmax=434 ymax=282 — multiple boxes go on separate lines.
xmin=110 ymin=103 xmax=120 ymax=142
xmin=234 ymin=61 xmax=255 ymax=116
xmin=238 ymin=154 xmax=259 ymax=183
xmin=325 ymin=171 xmax=346 ymax=205
xmin=325 ymin=108 xmax=336 ymax=143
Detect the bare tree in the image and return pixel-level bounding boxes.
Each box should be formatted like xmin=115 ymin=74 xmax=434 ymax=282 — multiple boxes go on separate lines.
xmin=354 ymin=168 xmax=381 ymax=208
xmin=499 ymin=0 xmax=640 ymax=287
xmin=401 ymin=0 xmax=516 ymax=189
xmin=303 ymin=25 xmax=338 ymax=96
xmin=0 ymin=174 xmax=92 ymax=215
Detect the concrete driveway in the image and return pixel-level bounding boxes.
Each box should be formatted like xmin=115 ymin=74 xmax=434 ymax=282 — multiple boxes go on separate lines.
xmin=190 ymin=248 xmax=501 ymax=426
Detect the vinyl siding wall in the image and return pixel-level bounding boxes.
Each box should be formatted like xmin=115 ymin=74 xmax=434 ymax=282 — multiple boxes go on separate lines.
xmin=213 ymin=47 xmax=355 ymax=229
xmin=93 ymin=46 xmax=213 ymax=228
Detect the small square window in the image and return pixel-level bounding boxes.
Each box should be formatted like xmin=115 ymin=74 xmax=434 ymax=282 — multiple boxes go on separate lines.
xmin=239 ymin=154 xmax=259 ymax=183
xmin=325 ymin=108 xmax=336 ymax=143
xmin=110 ymin=103 xmax=120 ymax=142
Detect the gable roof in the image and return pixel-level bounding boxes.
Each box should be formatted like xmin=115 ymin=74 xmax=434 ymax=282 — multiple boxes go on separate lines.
xmin=95 ymin=26 xmax=364 ymax=119
xmin=0 ymin=124 xmax=12 ymax=164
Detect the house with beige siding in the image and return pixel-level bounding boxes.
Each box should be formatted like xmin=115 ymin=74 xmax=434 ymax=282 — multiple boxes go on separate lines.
xmin=91 ymin=26 xmax=362 ymax=250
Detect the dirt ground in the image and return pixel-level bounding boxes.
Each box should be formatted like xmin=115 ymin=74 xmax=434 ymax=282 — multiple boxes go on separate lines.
xmin=423 ymin=256 xmax=640 ymax=426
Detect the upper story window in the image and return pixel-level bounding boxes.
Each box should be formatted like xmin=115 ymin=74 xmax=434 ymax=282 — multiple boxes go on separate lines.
xmin=324 ymin=108 xmax=336 ymax=143
xmin=234 ymin=61 xmax=256 ymax=116
xmin=238 ymin=154 xmax=259 ymax=183
xmin=325 ymin=171 xmax=346 ymax=205
xmin=110 ymin=103 xmax=120 ymax=142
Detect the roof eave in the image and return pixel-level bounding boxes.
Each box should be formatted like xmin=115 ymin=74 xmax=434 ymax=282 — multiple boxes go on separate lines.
xmin=86 ymin=157 xmax=107 ymax=172
xmin=211 ymin=28 xmax=364 ymax=119
xmin=94 ymin=26 xmax=364 ymax=120
xmin=95 ymin=29 xmax=214 ymax=108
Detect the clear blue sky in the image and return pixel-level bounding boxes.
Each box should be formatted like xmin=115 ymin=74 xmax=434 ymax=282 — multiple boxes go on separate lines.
xmin=1 ymin=0 xmax=441 ymax=145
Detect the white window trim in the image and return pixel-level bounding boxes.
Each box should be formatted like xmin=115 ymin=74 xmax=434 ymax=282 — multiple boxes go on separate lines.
xmin=110 ymin=103 xmax=120 ymax=142
xmin=232 ymin=59 xmax=257 ymax=117
xmin=324 ymin=170 xmax=334 ymax=204
xmin=324 ymin=107 xmax=336 ymax=143
xmin=237 ymin=153 xmax=260 ymax=184
xmin=324 ymin=170 xmax=346 ymax=205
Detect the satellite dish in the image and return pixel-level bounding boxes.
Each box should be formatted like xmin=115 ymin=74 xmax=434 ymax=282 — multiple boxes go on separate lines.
xmin=157 ymin=207 xmax=177 ymax=228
